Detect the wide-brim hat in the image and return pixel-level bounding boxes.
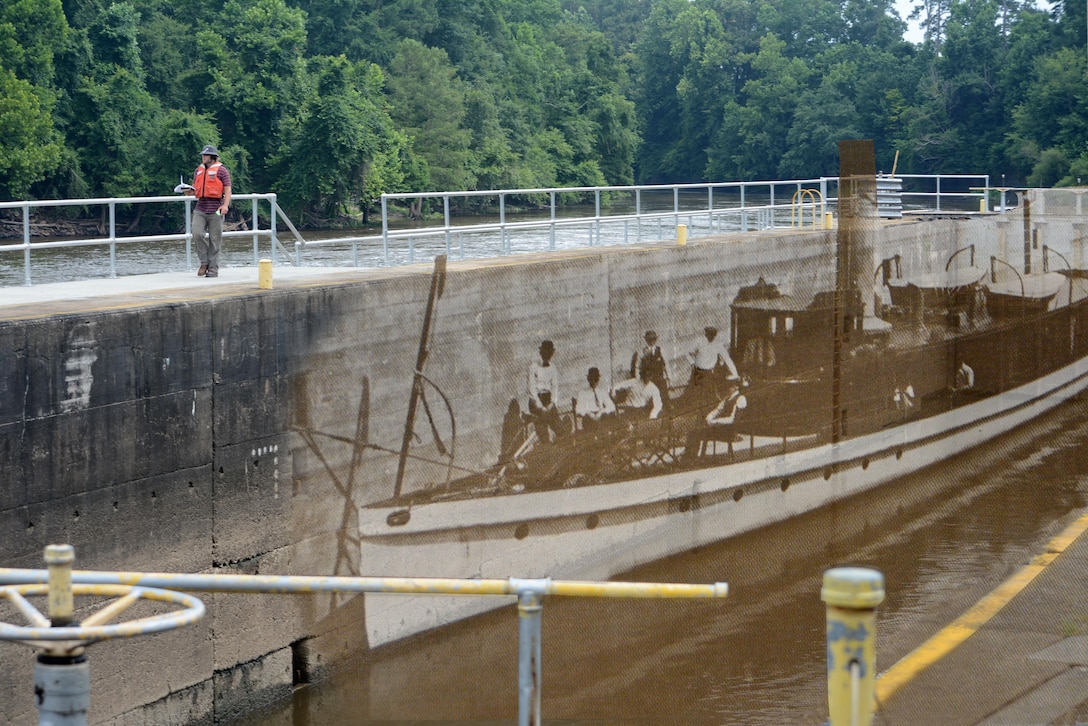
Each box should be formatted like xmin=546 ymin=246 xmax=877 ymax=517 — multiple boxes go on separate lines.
xmin=201 ymin=144 xmax=219 ymax=157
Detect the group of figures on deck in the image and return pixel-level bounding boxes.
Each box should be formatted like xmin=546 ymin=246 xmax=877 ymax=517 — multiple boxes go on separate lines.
xmin=505 ymin=324 xmax=753 ymax=489
xmin=488 ymin=259 xmax=1033 ymax=493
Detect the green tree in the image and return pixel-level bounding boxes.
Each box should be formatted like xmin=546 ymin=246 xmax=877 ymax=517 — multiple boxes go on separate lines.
xmin=67 ymin=65 xmax=161 ymax=195
xmin=463 ymin=85 xmax=520 ymax=190
xmin=137 ymin=9 xmax=194 ymax=109
xmin=146 ymin=109 xmax=220 ymax=196
xmin=778 ymin=82 xmax=863 ymax=178
xmin=0 ymin=0 xmax=68 ymax=87
xmin=559 ymin=0 xmax=653 ymax=53
xmin=1007 ymin=48 xmax=1088 ymax=183
xmin=0 ymin=0 xmax=68 ymax=198
xmin=636 ymin=0 xmax=735 ymax=182
xmin=274 ymin=57 xmax=408 ymax=224
xmin=55 ymin=1 xmax=161 ymax=197
xmin=1027 ymin=147 xmax=1069 ymax=187
xmin=589 ymin=91 xmax=638 ymax=185
xmin=88 ymin=2 xmax=142 ymax=74
xmin=386 ymin=39 xmax=473 ymax=192
xmin=936 ymin=0 xmax=1007 ymax=172
xmin=709 ymin=34 xmax=811 ymax=180
xmin=189 ymin=0 xmax=308 ymax=189
xmin=0 ymin=68 xmax=65 ymax=199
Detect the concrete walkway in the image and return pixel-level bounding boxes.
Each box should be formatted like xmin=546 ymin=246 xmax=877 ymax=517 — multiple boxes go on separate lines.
xmin=0 ymin=265 xmax=389 ymax=319
xmin=876 ymin=512 xmax=1088 ymax=725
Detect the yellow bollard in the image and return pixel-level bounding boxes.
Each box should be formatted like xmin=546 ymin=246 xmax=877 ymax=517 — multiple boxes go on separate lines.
xmin=980 ymin=198 xmax=987 ymax=213
xmin=258 ymin=258 xmax=273 ymax=290
xmin=677 ymin=224 xmax=687 ymax=246
xmin=825 ymin=211 xmax=834 ymax=229
xmin=45 ymin=544 xmax=75 ymax=626
xmin=822 ymin=567 xmax=884 ymax=726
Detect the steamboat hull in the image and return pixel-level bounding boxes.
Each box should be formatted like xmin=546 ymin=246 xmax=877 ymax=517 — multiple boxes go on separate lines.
xmin=358 ymin=345 xmax=1088 ymax=648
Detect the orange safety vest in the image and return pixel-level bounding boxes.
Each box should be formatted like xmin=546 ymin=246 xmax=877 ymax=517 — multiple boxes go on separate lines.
xmin=194 ymin=161 xmax=225 ymax=200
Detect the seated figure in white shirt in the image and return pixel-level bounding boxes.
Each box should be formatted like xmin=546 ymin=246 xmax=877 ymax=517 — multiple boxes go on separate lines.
xmin=705 ymin=387 xmax=747 ymax=426
xmin=687 ymin=383 xmax=747 ymax=457
xmin=527 ymin=339 xmax=562 ymax=443
xmin=612 ymin=367 xmax=663 ymax=420
xmin=574 ymin=367 xmax=616 ymax=431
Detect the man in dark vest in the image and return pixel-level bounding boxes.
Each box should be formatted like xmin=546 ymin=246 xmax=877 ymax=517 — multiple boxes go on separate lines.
xmin=630 ymin=330 xmax=669 ymax=412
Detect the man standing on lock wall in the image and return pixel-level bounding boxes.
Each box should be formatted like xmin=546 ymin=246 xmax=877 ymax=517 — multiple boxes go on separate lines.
xmin=185 ymin=144 xmax=232 ymax=278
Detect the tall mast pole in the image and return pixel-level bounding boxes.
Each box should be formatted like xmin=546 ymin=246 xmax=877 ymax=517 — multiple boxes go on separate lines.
xmin=393 ymin=255 xmax=448 ymax=499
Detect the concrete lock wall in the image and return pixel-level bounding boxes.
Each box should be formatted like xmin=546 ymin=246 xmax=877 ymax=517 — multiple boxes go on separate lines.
xmin=0 ymin=216 xmax=1007 ymax=724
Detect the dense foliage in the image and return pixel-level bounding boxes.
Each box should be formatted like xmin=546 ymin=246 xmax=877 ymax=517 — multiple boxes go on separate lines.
xmin=1 ymin=0 xmax=1086 ymax=225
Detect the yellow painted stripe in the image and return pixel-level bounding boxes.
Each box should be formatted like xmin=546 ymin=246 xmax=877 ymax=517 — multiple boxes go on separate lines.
xmin=876 ymin=511 xmax=1088 ymax=705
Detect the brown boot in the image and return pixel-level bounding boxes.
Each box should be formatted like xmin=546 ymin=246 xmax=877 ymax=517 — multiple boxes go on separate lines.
xmin=197 ymin=264 xmax=208 ymax=276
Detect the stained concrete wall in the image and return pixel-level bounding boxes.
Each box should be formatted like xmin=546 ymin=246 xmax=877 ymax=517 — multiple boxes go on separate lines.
xmin=0 ymin=213 xmax=1019 ymax=723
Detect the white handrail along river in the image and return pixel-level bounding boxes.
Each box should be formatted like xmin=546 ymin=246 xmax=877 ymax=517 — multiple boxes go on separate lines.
xmin=0 ymin=174 xmax=992 ymax=286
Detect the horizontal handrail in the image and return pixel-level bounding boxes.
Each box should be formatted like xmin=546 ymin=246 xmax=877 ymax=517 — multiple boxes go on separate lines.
xmin=0 ymin=192 xmax=276 ymax=210
xmin=1 ymin=173 xmax=991 ymax=285
xmin=0 ymin=229 xmax=270 ymax=253
xmin=0 ymin=567 xmax=728 ymax=599
xmin=0 ymin=562 xmax=727 ymax=726
xmin=0 ymin=193 xmax=288 ymax=285
xmin=381 ymin=177 xmax=833 ymax=200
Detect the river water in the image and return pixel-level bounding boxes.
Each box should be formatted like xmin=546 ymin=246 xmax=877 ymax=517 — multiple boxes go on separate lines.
xmin=236 ymin=392 xmax=1088 ymax=725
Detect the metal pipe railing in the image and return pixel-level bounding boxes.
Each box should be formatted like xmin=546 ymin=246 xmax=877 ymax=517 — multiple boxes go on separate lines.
xmin=0 ymin=560 xmax=728 ymax=726
xmin=0 ymin=557 xmax=899 ymax=726
xmin=0 ymin=174 xmax=991 ymax=286
xmin=0 ymin=193 xmax=285 ymax=285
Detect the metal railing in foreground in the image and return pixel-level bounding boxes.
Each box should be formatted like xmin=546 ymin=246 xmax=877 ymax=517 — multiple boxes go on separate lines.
xmin=0 ymin=545 xmax=728 ymax=726
xmin=1 ymin=174 xmax=991 ymax=286
xmin=0 ymin=549 xmax=890 ymax=726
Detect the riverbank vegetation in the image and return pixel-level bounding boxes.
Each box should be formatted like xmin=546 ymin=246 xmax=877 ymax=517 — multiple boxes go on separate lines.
xmin=1 ymin=0 xmax=1086 ymax=228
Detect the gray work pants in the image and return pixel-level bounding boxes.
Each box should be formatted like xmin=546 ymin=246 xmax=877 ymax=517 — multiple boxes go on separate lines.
xmin=192 ymin=209 xmax=223 ymax=269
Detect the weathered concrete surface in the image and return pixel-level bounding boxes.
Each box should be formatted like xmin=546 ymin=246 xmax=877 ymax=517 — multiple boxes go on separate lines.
xmin=0 ymin=213 xmax=1049 ymax=723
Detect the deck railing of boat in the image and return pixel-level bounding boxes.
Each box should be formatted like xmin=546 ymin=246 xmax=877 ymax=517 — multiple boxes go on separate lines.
xmin=1 ymin=173 xmax=990 ymax=286
xmin=0 ymin=545 xmax=886 ymax=726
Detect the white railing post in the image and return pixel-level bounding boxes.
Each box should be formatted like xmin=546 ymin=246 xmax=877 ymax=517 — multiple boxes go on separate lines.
xmin=22 ymin=204 xmax=32 ymax=286
xmin=500 ymin=192 xmax=507 ymax=255
xmin=549 ymin=191 xmax=557 ymax=250
xmin=516 ymin=586 xmax=545 ymax=726
xmin=185 ymin=197 xmax=193 ymax=270
xmin=444 ymin=195 xmax=451 ymax=257
xmin=595 ymin=189 xmax=601 ymax=246
xmin=673 ymin=186 xmax=680 ymax=230
xmin=252 ymin=198 xmax=260 ymax=266
xmin=108 ymin=202 xmax=117 ymax=278
xmin=381 ymin=194 xmax=390 ymax=265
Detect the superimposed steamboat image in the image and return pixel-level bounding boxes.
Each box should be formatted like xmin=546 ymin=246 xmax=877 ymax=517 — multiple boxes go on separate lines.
xmin=292 ymin=144 xmax=1088 ymax=649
